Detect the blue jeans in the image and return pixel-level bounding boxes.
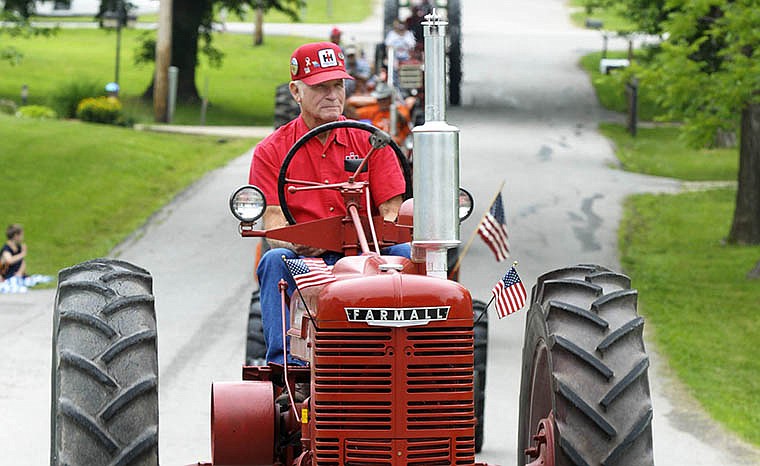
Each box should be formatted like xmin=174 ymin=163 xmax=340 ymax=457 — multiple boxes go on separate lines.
xmin=257 ymin=243 xmax=411 ymax=365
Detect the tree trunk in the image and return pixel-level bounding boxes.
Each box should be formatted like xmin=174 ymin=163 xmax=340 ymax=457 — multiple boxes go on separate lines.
xmin=143 ymin=0 xmax=211 ymax=103
xmin=728 ymin=103 xmax=760 ymax=244
xmin=254 ymin=6 xmax=264 ymax=46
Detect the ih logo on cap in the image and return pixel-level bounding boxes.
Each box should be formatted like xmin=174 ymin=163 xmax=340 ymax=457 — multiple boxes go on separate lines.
xmin=318 ymin=48 xmax=338 ymax=68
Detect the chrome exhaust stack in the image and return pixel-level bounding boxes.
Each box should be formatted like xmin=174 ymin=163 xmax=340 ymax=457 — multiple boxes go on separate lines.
xmin=412 ymin=10 xmax=461 ymax=279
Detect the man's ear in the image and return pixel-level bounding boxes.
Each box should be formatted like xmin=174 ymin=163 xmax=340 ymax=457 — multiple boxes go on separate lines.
xmin=289 ymin=81 xmax=301 ymax=104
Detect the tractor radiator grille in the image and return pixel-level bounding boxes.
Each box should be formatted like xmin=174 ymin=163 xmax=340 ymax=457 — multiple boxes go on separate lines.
xmin=315 ymin=437 xmax=475 ymax=466
xmin=313 ymin=325 xmax=475 ymax=464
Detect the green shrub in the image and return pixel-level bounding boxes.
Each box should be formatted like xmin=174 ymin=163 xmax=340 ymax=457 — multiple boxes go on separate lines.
xmin=49 ymin=80 xmax=103 ymax=118
xmin=16 ymin=105 xmax=58 ymax=119
xmin=76 ymin=96 xmax=122 ymax=124
xmin=0 ymin=99 xmax=18 ymax=115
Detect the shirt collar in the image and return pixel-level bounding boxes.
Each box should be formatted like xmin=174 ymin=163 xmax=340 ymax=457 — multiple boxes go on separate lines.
xmin=295 ymin=115 xmax=349 ymax=148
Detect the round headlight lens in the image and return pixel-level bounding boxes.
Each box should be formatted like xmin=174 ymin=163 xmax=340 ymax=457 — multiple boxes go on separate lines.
xmin=458 ymin=187 xmax=474 ymax=222
xmin=230 ymin=185 xmax=266 ymax=222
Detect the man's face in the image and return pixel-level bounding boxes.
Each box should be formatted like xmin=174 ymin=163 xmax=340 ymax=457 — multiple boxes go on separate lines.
xmin=297 ymin=79 xmax=346 ymax=126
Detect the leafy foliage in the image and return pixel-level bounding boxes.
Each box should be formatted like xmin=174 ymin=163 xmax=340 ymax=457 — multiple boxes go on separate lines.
xmin=612 ymin=1 xmax=760 ymax=148
xmin=16 ymin=104 xmax=57 ymax=119
xmin=1 ymin=6 xmax=58 ymax=65
xmin=76 ymin=96 xmax=122 ymax=124
xmin=49 ymin=80 xmax=103 ymax=118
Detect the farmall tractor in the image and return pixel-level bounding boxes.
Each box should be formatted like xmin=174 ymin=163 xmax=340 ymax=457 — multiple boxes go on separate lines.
xmin=50 ymin=12 xmax=655 ymax=466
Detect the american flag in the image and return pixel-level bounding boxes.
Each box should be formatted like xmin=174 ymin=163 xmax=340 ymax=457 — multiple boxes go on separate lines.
xmin=283 ymin=257 xmax=336 ymax=290
xmin=491 ymin=266 xmax=527 ymax=318
xmin=478 ymin=192 xmax=509 ymax=262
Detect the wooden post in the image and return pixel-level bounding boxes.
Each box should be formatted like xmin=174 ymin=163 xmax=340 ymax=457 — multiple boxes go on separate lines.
xmin=154 ymin=0 xmax=173 ymax=123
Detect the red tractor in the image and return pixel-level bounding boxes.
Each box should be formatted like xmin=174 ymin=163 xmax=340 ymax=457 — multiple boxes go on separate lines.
xmin=49 ymin=13 xmax=654 ymax=466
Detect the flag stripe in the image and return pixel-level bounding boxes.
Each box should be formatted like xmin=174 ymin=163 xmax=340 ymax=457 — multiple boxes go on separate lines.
xmin=477 ymin=192 xmax=510 ymax=262
xmin=478 ymin=215 xmax=509 ymax=261
xmin=284 ymin=257 xmax=337 ymax=290
xmin=491 ymin=266 xmax=527 ymax=318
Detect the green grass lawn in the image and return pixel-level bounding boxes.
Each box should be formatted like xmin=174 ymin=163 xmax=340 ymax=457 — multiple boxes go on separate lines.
xmin=0 ymin=114 xmax=256 ymax=277
xmin=599 ymin=123 xmax=737 ymax=181
xmin=620 ymin=190 xmax=760 ymax=445
xmin=0 ymin=29 xmax=316 ymax=126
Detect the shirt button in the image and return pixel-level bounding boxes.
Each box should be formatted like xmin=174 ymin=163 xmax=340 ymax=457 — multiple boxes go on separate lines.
xmin=329 ymin=207 xmax=335 ymax=212
xmin=324 ymin=179 xmax=329 ymax=183
xmin=321 ymin=153 xmax=327 ymax=158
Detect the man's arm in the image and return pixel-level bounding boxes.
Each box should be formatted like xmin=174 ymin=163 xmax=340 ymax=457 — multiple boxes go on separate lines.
xmin=1 ymin=245 xmax=25 ymax=266
xmin=263 ymin=206 xmax=325 ymax=257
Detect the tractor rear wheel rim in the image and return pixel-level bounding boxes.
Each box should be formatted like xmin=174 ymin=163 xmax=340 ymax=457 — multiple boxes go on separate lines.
xmin=525 ymin=414 xmax=555 ymax=466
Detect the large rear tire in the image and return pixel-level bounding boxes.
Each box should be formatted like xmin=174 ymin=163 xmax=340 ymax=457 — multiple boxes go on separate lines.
xmin=246 ymin=289 xmax=267 ymax=366
xmin=446 ymin=0 xmax=462 ymax=106
xmin=518 ymin=265 xmax=654 ymax=466
xmin=273 ymin=82 xmax=300 ymax=130
xmin=473 ymin=299 xmax=488 ymax=453
xmin=383 ymin=0 xmax=399 ymax=37
xmin=51 ymin=259 xmax=159 ymax=466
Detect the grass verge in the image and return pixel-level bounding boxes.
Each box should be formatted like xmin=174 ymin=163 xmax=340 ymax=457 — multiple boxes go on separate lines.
xmin=567 ymin=0 xmax=636 ymax=32
xmin=0 ymin=114 xmax=256 ymax=277
xmin=620 ymin=190 xmax=760 ymax=445
xmin=599 ymin=123 xmax=737 ymax=181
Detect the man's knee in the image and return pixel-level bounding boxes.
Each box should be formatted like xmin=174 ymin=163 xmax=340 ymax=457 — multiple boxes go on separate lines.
xmin=257 ymin=247 xmax=296 ymax=278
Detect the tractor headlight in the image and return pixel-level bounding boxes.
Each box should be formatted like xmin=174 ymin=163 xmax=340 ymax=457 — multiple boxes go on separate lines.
xmin=458 ymin=188 xmax=474 ymax=222
xmin=229 ymin=185 xmax=266 ymax=223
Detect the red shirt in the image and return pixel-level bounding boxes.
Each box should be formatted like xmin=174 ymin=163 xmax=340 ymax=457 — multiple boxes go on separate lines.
xmin=249 ymin=116 xmax=406 ymax=223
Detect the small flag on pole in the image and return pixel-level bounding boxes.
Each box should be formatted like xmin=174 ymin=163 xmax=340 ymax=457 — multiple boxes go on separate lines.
xmin=284 ymin=257 xmax=336 ymax=290
xmin=478 ymin=191 xmax=509 ymax=262
xmin=491 ymin=265 xmax=527 ymax=318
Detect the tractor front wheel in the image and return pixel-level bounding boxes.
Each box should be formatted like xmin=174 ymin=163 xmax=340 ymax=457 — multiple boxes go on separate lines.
xmin=518 ymin=265 xmax=654 ymax=466
xmin=51 ymin=259 xmax=159 ymax=466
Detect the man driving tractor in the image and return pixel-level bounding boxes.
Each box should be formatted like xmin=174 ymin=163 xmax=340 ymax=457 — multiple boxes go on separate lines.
xmin=248 ymin=41 xmax=411 ymax=365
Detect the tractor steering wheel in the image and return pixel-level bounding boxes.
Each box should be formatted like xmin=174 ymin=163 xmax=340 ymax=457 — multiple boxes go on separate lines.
xmin=277 ymin=120 xmax=412 ymax=225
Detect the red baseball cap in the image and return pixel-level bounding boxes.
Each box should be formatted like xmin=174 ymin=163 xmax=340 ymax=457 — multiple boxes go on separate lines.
xmin=290 ymin=42 xmax=354 ymax=86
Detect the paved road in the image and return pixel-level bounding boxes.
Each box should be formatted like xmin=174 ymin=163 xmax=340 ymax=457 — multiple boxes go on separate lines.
xmin=2 ymin=1 xmax=760 ymax=465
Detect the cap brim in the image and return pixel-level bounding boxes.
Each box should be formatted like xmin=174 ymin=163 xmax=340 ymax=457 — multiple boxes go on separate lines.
xmin=301 ymin=69 xmax=355 ymax=85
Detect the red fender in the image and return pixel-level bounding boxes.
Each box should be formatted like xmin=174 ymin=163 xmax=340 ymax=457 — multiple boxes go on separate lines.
xmin=211 ymin=381 xmax=275 ymax=465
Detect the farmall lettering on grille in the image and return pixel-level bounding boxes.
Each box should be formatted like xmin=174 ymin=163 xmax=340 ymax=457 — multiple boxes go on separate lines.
xmin=49 ymin=7 xmax=656 ymax=466
xmin=345 ymin=306 xmax=450 ymax=326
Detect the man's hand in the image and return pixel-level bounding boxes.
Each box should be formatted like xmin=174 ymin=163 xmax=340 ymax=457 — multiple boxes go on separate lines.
xmin=293 ymin=245 xmax=326 ymax=257
xmin=263 ymin=206 xmax=326 ymax=257
xmin=379 ymin=195 xmax=404 ymax=221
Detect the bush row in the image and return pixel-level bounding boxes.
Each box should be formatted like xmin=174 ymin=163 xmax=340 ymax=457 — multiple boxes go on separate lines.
xmin=4 ymin=80 xmax=126 ymax=125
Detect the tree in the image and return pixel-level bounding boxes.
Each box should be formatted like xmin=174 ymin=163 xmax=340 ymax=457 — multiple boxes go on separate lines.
xmin=138 ymin=0 xmax=302 ymax=103
xmin=623 ymin=0 xmax=760 ymax=244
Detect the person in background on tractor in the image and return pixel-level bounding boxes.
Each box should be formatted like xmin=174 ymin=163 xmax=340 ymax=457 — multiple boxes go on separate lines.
xmin=406 ymin=0 xmax=434 ymax=44
xmin=345 ymin=81 xmax=414 ymax=150
xmin=329 ymin=26 xmax=343 ymax=52
xmin=384 ymin=19 xmax=416 ymax=61
xmin=344 ymin=43 xmax=372 ymax=98
xmin=1 ymin=224 xmax=26 ymax=281
xmin=248 ymin=41 xmax=411 ymax=366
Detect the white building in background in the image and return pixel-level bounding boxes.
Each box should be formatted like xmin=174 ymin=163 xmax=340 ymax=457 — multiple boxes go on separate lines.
xmin=34 ymin=0 xmax=159 ymax=16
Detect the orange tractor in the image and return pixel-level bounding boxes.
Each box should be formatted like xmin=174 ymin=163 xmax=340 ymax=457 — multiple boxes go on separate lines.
xmin=50 ymin=12 xmax=654 ymax=466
